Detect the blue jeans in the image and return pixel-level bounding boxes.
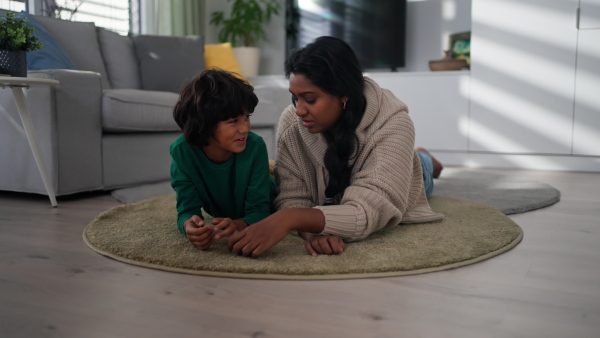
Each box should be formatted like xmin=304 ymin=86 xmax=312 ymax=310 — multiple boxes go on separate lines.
xmin=417 ymin=150 xmax=434 ymax=198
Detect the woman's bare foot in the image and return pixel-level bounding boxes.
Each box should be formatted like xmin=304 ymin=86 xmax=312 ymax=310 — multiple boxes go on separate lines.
xmin=416 ymin=147 xmax=443 ymax=178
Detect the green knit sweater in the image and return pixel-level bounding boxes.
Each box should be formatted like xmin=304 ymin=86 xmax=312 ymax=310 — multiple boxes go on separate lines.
xmin=170 ymin=132 xmax=275 ymax=234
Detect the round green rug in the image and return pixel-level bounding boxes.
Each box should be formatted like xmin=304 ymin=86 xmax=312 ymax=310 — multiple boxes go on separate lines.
xmin=83 ymin=195 xmax=523 ymax=280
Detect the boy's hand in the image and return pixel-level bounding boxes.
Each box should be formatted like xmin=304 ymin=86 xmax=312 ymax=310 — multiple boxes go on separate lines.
xmin=184 ymin=215 xmax=214 ymax=250
xmin=213 ymin=218 xmax=247 ymax=240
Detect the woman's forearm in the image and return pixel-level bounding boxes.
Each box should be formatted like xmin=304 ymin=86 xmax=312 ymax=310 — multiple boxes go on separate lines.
xmin=277 ymin=208 xmax=326 ymax=234
xmin=227 ymin=207 xmax=326 ymax=257
xmin=298 ymin=231 xmax=314 ymax=240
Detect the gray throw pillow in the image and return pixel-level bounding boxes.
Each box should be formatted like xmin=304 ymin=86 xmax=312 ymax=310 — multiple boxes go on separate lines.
xmin=97 ymin=28 xmax=141 ymax=89
xmin=132 ymin=35 xmax=205 ymax=93
xmin=35 ymin=15 xmax=111 ymax=89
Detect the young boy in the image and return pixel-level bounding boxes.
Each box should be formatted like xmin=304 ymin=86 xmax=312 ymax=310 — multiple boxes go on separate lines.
xmin=170 ymin=69 xmax=275 ymax=251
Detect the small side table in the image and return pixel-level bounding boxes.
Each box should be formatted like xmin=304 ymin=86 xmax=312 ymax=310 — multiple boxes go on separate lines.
xmin=1 ymin=76 xmax=60 ymax=207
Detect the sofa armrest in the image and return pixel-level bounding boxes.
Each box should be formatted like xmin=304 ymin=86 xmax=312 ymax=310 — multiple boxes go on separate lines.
xmin=0 ymin=69 xmax=104 ymax=195
xmin=250 ymin=84 xmax=292 ymax=158
xmin=252 ymin=84 xmax=291 ymax=124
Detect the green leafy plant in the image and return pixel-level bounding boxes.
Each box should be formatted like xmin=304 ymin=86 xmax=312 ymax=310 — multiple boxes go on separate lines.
xmin=0 ymin=12 xmax=43 ymax=51
xmin=210 ymin=0 xmax=281 ymax=47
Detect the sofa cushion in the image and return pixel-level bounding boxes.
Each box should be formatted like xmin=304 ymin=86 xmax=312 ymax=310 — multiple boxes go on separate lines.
xmin=97 ymin=28 xmax=141 ymax=89
xmin=34 ymin=15 xmax=111 ymax=89
xmin=102 ymin=89 xmax=180 ymax=132
xmin=15 ymin=12 xmax=76 ymax=71
xmin=132 ymin=35 xmax=204 ymax=93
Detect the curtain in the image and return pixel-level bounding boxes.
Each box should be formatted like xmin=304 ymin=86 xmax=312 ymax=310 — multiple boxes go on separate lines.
xmin=153 ymin=0 xmax=205 ymax=36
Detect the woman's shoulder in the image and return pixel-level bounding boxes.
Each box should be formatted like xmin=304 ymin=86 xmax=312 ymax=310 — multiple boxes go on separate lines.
xmin=361 ymin=77 xmax=410 ymax=128
xmin=363 ymin=94 xmax=412 ymax=133
xmin=276 ymin=105 xmax=300 ymax=140
xmin=278 ymin=104 xmax=297 ymax=126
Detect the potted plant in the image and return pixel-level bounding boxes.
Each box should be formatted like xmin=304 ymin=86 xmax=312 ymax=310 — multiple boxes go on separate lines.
xmin=210 ymin=0 xmax=281 ymax=77
xmin=0 ymin=12 xmax=43 ymax=77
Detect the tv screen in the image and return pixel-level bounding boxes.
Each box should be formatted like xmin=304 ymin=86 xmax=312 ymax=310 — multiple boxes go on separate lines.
xmin=286 ymin=0 xmax=407 ymax=71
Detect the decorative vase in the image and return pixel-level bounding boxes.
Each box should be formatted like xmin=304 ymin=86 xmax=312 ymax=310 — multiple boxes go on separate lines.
xmin=233 ymin=47 xmax=260 ymax=77
xmin=0 ymin=50 xmax=27 ymax=77
xmin=429 ymin=50 xmax=468 ymax=72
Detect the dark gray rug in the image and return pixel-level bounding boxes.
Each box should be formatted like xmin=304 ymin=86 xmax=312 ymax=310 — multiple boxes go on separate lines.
xmin=432 ymin=168 xmax=560 ymax=214
xmin=111 ymin=181 xmax=173 ymax=204
xmin=111 ymin=168 xmax=560 ymax=214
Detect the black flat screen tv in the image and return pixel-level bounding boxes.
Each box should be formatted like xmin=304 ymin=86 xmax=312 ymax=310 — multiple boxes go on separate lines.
xmin=286 ymin=0 xmax=407 ymax=71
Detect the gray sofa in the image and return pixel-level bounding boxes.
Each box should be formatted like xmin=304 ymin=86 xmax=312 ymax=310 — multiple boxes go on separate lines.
xmin=0 ymin=15 xmax=288 ymax=197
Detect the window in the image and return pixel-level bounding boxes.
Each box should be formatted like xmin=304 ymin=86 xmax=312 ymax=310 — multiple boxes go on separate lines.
xmin=0 ymin=0 xmax=132 ymax=36
xmin=0 ymin=0 xmax=26 ymax=12
xmin=68 ymin=0 xmax=130 ymax=35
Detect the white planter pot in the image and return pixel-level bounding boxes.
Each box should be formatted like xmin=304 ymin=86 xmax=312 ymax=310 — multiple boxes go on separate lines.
xmin=233 ymin=47 xmax=260 ymax=77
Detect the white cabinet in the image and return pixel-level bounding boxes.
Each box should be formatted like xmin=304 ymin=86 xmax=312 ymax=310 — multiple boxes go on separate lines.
xmin=579 ymin=0 xmax=600 ymax=29
xmin=573 ymin=2 xmax=600 ymax=156
xmin=367 ymin=72 xmax=470 ymax=152
xmin=469 ymin=0 xmax=580 ymax=154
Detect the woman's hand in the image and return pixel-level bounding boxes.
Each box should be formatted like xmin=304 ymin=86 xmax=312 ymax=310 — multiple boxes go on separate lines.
xmin=305 ymin=235 xmax=345 ymax=256
xmin=227 ymin=208 xmax=326 ymax=258
xmin=227 ymin=214 xmax=291 ymax=258
xmin=184 ymin=215 xmax=214 ymax=250
xmin=212 ymin=218 xmax=247 ymax=240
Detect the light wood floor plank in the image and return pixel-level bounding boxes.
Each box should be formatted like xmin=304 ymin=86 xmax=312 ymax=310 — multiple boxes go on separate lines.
xmin=1 ymin=168 xmax=599 ymax=338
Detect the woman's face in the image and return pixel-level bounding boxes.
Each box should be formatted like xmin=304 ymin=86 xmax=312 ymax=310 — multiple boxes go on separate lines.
xmin=289 ymin=73 xmax=346 ymax=134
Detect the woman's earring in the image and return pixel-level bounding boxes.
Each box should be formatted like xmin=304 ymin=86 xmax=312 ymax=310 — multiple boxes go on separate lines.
xmin=342 ymin=100 xmax=347 ymax=110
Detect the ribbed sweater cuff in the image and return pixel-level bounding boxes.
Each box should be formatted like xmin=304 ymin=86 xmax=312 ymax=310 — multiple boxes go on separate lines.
xmin=313 ymin=205 xmax=357 ymax=239
xmin=178 ymin=213 xmax=197 ymax=234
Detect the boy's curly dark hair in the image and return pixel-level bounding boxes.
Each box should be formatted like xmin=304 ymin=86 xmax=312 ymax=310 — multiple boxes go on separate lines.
xmin=173 ymin=69 xmax=258 ymax=147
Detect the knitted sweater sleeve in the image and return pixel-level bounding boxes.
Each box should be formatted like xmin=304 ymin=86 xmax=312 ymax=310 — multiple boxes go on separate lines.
xmin=315 ymin=111 xmax=419 ymax=241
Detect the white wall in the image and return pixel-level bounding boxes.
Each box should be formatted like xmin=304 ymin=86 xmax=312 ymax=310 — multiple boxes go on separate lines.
xmin=403 ymin=0 xmax=472 ymax=72
xmin=204 ymin=0 xmax=286 ymax=76
xmin=204 ymin=0 xmax=472 ymax=75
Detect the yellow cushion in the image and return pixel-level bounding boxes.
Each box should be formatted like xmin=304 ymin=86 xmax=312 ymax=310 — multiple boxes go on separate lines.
xmin=204 ymin=42 xmax=245 ymax=79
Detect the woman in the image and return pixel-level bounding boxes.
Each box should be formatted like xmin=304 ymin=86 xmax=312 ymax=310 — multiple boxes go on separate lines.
xmin=228 ymin=36 xmax=444 ymax=257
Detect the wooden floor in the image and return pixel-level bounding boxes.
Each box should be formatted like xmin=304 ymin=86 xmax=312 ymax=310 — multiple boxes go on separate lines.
xmin=1 ymin=168 xmax=599 ymax=338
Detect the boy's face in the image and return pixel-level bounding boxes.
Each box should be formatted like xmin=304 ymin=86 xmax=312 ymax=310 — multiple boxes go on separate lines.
xmin=203 ymin=111 xmax=251 ymax=164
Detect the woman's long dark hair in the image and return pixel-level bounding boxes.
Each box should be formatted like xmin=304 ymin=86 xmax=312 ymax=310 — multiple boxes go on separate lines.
xmin=285 ymin=36 xmax=366 ymax=199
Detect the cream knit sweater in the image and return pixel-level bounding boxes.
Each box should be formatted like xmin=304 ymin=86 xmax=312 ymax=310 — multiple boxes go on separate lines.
xmin=274 ymin=77 xmax=444 ymax=241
